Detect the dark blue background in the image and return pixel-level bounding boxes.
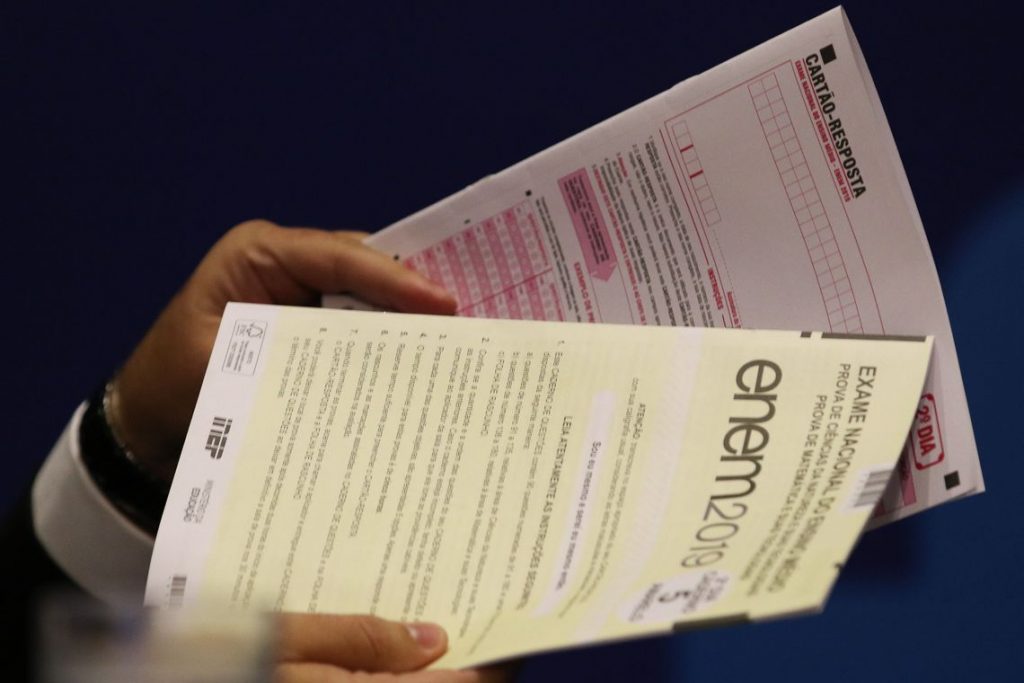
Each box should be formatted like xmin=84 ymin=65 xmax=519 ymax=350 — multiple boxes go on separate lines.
xmin=4 ymin=2 xmax=1021 ymax=680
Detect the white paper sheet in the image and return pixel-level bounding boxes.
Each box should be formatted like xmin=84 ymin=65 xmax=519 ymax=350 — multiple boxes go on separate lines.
xmin=325 ymin=7 xmax=981 ymax=522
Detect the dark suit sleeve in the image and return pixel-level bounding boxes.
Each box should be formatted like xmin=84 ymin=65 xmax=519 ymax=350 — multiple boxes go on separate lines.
xmin=0 ymin=491 xmax=95 ymax=683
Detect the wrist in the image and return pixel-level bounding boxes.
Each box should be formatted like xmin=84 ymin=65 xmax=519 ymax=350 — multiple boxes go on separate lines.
xmin=105 ymin=375 xmax=179 ymax=485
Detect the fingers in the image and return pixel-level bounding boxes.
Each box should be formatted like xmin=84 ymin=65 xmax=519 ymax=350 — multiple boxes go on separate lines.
xmin=224 ymin=221 xmax=456 ymax=314
xmin=108 ymin=220 xmax=455 ymax=486
xmin=277 ymin=613 xmax=447 ymax=674
xmin=274 ymin=663 xmax=499 ymax=683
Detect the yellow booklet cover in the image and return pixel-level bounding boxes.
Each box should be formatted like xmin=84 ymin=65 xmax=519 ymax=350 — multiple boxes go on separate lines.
xmin=147 ymin=303 xmax=931 ymax=667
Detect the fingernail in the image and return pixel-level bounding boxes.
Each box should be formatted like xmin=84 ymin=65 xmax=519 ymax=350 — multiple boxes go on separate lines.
xmin=406 ymin=622 xmax=445 ymax=650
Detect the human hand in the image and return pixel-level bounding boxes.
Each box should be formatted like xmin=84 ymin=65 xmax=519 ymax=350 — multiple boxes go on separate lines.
xmin=275 ymin=613 xmax=507 ymax=683
xmin=108 ymin=220 xmax=455 ymax=482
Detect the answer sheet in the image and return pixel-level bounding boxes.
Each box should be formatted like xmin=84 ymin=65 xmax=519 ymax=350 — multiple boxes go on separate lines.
xmin=147 ymin=303 xmax=932 ymax=667
xmin=325 ymin=7 xmax=981 ymax=522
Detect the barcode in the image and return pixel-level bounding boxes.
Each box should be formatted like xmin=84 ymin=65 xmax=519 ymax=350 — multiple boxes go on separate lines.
xmin=169 ymin=574 xmax=188 ymax=608
xmin=848 ymin=467 xmax=894 ymax=509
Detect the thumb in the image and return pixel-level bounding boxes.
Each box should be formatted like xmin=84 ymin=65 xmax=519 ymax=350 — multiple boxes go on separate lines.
xmin=277 ymin=613 xmax=448 ymax=673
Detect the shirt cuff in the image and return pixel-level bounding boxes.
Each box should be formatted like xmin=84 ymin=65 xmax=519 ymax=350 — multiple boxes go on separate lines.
xmin=32 ymin=403 xmax=154 ymax=607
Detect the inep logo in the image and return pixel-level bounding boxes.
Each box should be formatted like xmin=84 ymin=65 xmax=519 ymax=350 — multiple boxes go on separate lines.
xmin=205 ymin=416 xmax=233 ymax=459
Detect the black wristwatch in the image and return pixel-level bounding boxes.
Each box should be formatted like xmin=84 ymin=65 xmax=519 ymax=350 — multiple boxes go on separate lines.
xmin=78 ymin=382 xmax=171 ymax=535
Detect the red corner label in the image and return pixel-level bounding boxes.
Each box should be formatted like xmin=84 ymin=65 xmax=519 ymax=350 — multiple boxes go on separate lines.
xmin=909 ymin=394 xmax=945 ymax=470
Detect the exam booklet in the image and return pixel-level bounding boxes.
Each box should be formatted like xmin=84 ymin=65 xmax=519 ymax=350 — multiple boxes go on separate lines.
xmin=325 ymin=7 xmax=982 ymax=523
xmin=147 ymin=303 xmax=932 ymax=667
